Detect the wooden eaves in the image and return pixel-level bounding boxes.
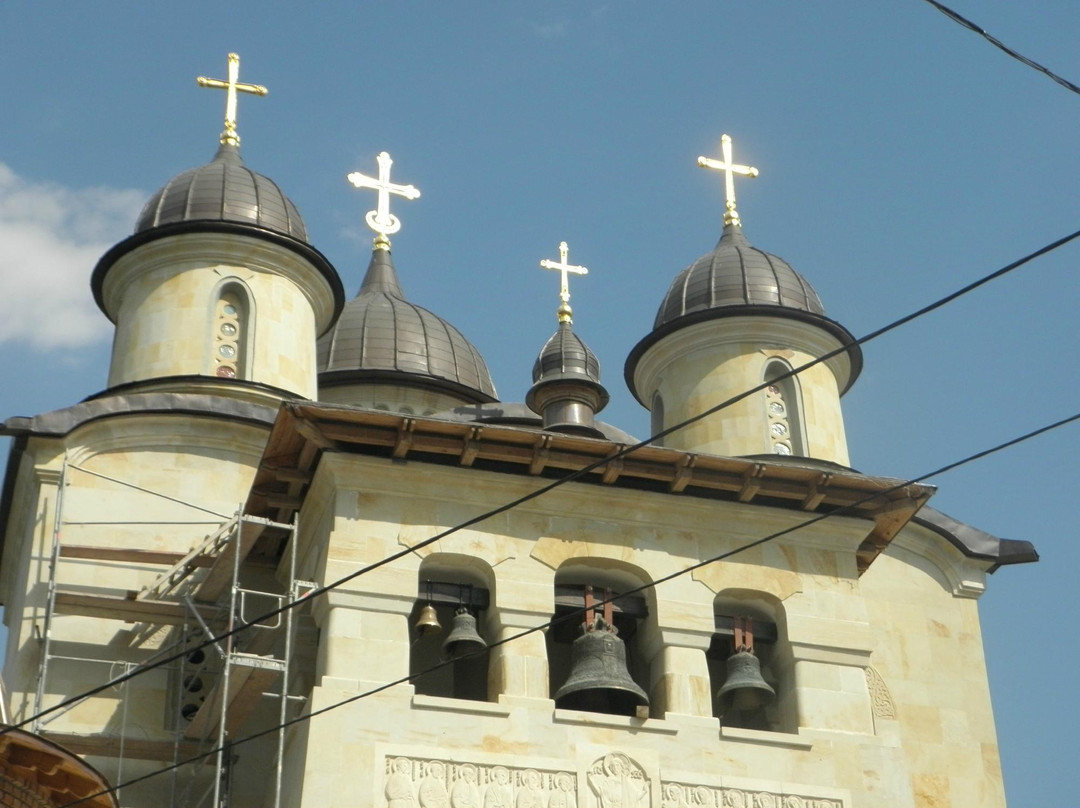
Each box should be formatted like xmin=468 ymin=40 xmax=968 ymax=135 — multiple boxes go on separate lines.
xmin=246 ymin=402 xmax=935 ymax=574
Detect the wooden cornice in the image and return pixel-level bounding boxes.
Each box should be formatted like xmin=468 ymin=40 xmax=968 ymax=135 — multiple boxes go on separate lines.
xmin=246 ymin=402 xmax=935 ymax=573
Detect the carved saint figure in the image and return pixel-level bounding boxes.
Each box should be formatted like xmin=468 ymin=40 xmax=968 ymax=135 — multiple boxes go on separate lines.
xmin=661 ymin=784 xmax=685 ymax=808
xmin=516 ymin=769 xmax=543 ymax=808
xmin=419 ymin=762 xmax=450 ymax=808
xmin=548 ymin=773 xmax=576 ymax=808
xmin=484 ymin=766 xmax=513 ymax=808
xmin=693 ymin=787 xmax=714 ymax=808
xmin=587 ymin=754 xmax=648 ymax=808
xmin=387 ymin=758 xmax=417 ymax=808
xmin=451 ymin=764 xmax=481 ymax=808
xmin=722 ymin=791 xmax=745 ymax=808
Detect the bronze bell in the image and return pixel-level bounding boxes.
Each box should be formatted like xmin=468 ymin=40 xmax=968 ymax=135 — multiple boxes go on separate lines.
xmin=442 ymin=607 xmax=487 ymax=659
xmin=414 ymin=603 xmax=442 ymax=636
xmin=554 ymin=620 xmax=650 ymax=716
xmin=716 ymin=649 xmax=775 ymax=713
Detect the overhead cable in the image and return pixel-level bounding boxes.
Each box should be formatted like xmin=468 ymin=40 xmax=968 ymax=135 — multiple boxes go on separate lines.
xmin=7 ymin=224 xmax=1080 ymax=736
xmin=922 ymin=0 xmax=1080 ymax=96
xmin=57 ymin=408 xmax=1080 ymax=808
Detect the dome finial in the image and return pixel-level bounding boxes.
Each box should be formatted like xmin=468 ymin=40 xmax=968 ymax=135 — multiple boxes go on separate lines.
xmin=347 ymin=151 xmax=421 ymax=250
xmin=196 ymin=53 xmax=268 ymax=147
xmin=539 ymin=241 xmax=588 ymax=324
xmin=697 ymin=133 xmax=759 ymax=229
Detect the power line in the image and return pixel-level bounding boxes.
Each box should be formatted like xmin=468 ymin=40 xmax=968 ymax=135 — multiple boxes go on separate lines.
xmin=57 ymin=408 xmax=1080 ymax=808
xmin=921 ymin=0 xmax=1080 ymax=96
xmin=6 ymin=224 xmax=1080 ymax=737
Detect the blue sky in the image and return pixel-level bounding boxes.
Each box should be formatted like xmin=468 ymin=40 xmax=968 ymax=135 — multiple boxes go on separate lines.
xmin=1 ymin=2 xmax=1078 ymax=802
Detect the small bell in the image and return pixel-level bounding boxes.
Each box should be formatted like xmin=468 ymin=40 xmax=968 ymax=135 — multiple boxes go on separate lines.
xmin=442 ymin=607 xmax=487 ymax=659
xmin=716 ymin=648 xmax=775 ymax=713
xmin=554 ymin=618 xmax=650 ymax=716
xmin=414 ymin=603 xmax=442 ymax=636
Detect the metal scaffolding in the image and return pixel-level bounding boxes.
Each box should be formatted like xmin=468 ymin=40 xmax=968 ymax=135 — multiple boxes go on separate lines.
xmin=29 ymin=459 xmax=309 ymax=808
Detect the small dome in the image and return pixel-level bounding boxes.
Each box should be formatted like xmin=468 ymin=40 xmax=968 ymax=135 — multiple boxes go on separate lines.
xmin=526 ymin=320 xmax=609 ymax=427
xmin=135 ymin=142 xmax=308 ymax=242
xmin=654 ymin=224 xmax=823 ymax=328
xmin=625 ymin=223 xmax=862 ymax=403
xmin=531 ymin=321 xmax=603 ymax=387
xmin=317 ymin=247 xmax=497 ymax=402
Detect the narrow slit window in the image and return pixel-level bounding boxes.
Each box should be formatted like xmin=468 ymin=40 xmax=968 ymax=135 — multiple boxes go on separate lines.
xmin=651 ymin=393 xmax=665 ymax=445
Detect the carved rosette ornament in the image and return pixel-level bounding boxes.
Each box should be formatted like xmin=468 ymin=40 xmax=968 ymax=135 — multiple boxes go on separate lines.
xmin=864 ymin=666 xmax=896 ymax=719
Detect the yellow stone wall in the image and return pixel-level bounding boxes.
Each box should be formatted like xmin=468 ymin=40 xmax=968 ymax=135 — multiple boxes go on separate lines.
xmin=632 ymin=317 xmax=855 ymax=465
xmin=100 ymin=233 xmax=339 ymax=399
xmin=0 ymin=413 xmax=269 ymax=805
xmin=278 ymin=454 xmax=1002 ymax=808
xmin=0 ymin=427 xmax=1004 ymax=808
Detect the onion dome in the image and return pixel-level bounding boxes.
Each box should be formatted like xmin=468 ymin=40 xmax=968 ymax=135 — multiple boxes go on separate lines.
xmin=91 ymin=142 xmax=342 ymax=324
xmin=655 ymin=223 xmax=825 ymax=324
xmin=626 ymin=223 xmax=862 ymax=401
xmin=526 ymin=321 xmax=609 ymax=439
xmin=528 ymin=322 xmax=607 ymax=403
xmin=317 ymin=242 xmax=497 ymax=402
xmin=135 ymin=142 xmax=308 ymax=240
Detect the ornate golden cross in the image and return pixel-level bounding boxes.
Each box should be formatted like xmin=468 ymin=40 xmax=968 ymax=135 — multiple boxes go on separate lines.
xmin=197 ymin=53 xmax=268 ymax=147
xmin=347 ymin=152 xmax=421 ymax=243
xmin=540 ymin=241 xmax=588 ymax=323
xmin=697 ymin=134 xmax=759 ymax=228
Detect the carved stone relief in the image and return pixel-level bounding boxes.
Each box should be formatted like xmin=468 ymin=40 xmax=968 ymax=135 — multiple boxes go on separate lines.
xmin=383 ymin=757 xmax=578 ymax=808
xmin=864 ymin=666 xmax=895 ymax=719
xmin=586 ymin=753 xmax=649 ymax=808
xmin=659 ymin=784 xmax=840 ymax=808
xmin=383 ymin=754 xmax=844 ymax=808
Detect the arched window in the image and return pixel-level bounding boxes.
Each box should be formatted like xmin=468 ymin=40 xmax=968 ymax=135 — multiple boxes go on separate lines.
xmin=707 ymin=590 xmax=794 ymax=732
xmin=548 ymin=561 xmax=653 ymax=718
xmin=763 ymin=360 xmax=805 ymax=456
xmin=409 ymin=556 xmax=493 ymax=702
xmin=650 ymin=393 xmax=665 ymax=445
xmin=210 ymin=281 xmax=253 ymax=380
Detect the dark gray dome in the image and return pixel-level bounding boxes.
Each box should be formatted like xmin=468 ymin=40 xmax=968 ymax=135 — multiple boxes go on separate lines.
xmin=526 ymin=320 xmax=609 ymax=417
xmin=625 ymin=224 xmax=862 ymax=404
xmin=317 ymin=247 xmax=497 ymax=402
xmin=531 ymin=321 xmax=603 ymax=386
xmin=135 ymin=142 xmax=308 ymax=242
xmin=654 ymin=224 xmax=823 ymax=327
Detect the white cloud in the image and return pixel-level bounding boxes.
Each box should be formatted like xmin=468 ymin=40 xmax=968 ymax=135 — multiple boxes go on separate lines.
xmin=0 ymin=163 xmax=145 ymax=349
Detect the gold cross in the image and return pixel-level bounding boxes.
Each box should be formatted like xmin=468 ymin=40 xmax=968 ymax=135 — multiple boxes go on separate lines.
xmin=539 ymin=241 xmax=588 ymax=323
xmin=197 ymin=53 xmax=268 ymax=147
xmin=697 ymin=134 xmax=759 ymax=228
xmin=347 ymin=152 xmax=421 ymax=243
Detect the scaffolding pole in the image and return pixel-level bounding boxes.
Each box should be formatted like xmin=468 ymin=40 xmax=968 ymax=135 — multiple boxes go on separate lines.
xmin=33 ymin=458 xmax=67 ymax=732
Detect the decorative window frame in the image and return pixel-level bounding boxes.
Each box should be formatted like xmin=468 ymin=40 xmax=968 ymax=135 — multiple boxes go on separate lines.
xmin=208 ymin=278 xmax=256 ymax=380
xmin=762 ymin=358 xmax=806 ymax=457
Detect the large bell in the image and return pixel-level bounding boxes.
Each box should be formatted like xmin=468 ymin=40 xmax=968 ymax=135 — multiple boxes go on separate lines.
xmin=716 ymin=649 xmax=775 ymax=713
xmin=442 ymin=607 xmax=487 ymax=659
xmin=554 ymin=621 xmax=649 ymax=716
xmin=414 ymin=603 xmax=442 ymax=636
